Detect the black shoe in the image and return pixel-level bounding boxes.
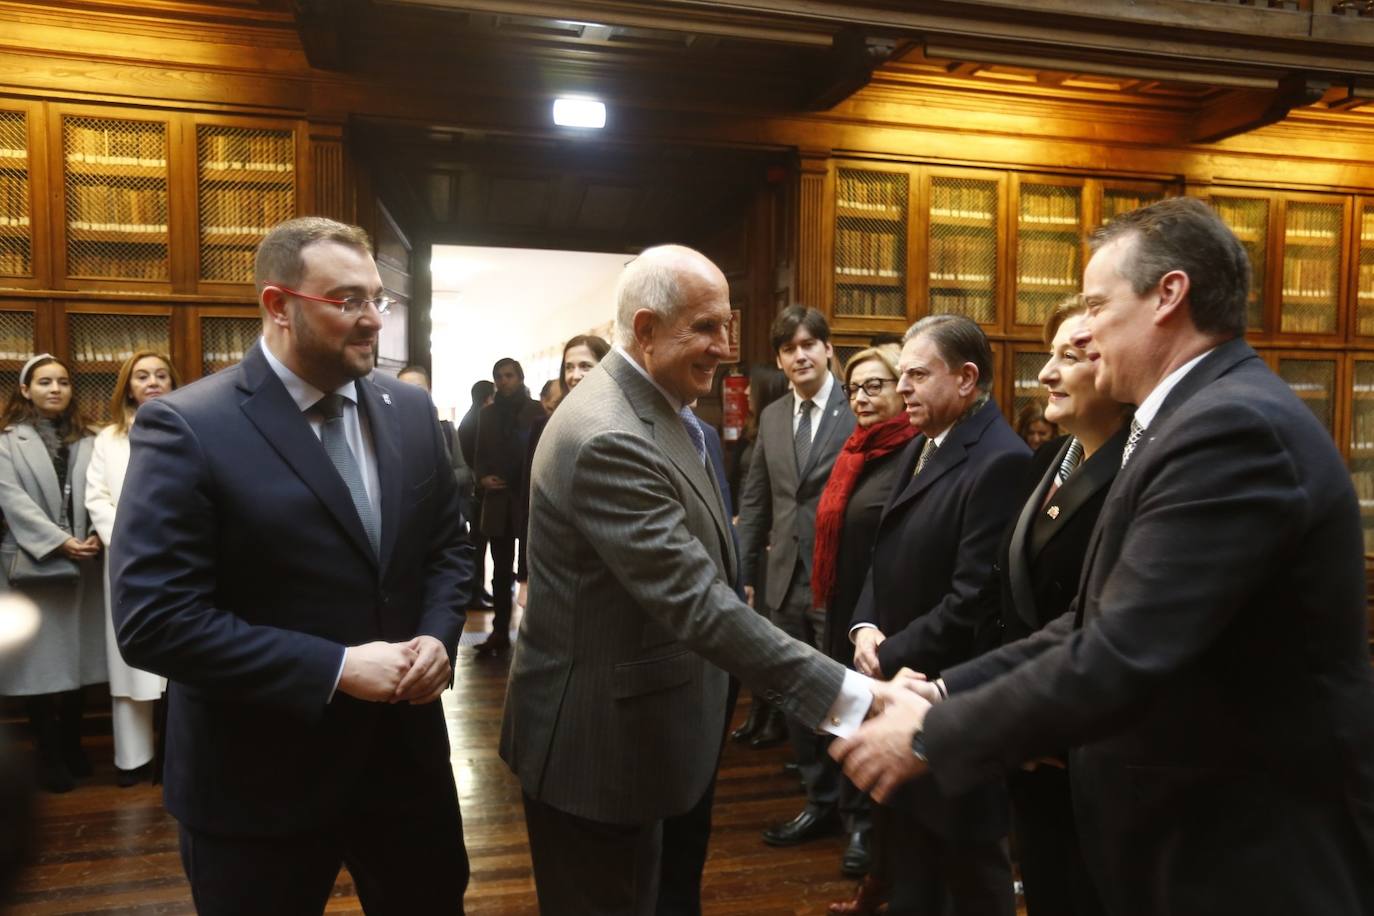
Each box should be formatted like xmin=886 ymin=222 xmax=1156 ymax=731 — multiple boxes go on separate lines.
xmin=781 ymin=760 xmax=800 ymax=775
xmin=762 ymin=806 xmax=839 ymax=846
xmin=116 ymin=763 xmax=152 ymax=788
xmin=749 ymin=708 xmax=788 ymax=749
xmin=841 ymin=830 xmax=871 ymax=877
xmin=729 ymin=701 xmax=767 ymax=743
xmin=474 ymin=634 xmax=510 ymax=657
xmin=478 ymin=591 xmax=495 ymax=609
xmin=36 ymin=753 xmax=75 ymax=794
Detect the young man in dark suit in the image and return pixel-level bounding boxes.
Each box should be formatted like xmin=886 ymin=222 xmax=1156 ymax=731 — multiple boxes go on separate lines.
xmin=835 ymin=197 xmax=1374 ymax=916
xmin=112 ymin=217 xmax=472 ymax=914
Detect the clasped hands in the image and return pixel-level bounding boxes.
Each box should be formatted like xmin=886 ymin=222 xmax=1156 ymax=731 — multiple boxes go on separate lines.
xmin=338 ymin=635 xmax=451 ymax=705
xmin=834 ymin=660 xmax=944 ymax=804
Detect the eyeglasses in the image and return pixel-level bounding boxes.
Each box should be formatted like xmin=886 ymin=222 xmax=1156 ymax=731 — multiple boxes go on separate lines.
xmin=842 ymin=378 xmax=896 ymax=400
xmin=266 ymin=285 xmax=394 ymax=316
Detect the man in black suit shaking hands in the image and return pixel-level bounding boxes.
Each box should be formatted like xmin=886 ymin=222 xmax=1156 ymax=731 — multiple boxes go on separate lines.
xmin=835 ymin=197 xmax=1374 ymax=916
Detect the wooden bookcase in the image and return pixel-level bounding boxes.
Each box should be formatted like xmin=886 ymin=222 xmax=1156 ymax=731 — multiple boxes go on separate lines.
xmin=0 ymin=96 xmax=304 ymax=393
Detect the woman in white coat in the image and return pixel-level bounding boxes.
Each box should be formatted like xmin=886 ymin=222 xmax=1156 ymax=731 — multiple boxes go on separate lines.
xmin=85 ymin=350 xmax=178 ymax=787
xmin=0 ymin=354 xmax=104 ymax=793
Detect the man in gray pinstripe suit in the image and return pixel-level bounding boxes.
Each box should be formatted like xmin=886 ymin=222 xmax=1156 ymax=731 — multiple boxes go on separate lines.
xmin=500 ymin=244 xmax=890 ymax=915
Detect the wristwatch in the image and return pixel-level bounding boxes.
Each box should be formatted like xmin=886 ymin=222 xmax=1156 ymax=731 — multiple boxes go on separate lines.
xmin=910 ymin=727 xmax=929 ymax=763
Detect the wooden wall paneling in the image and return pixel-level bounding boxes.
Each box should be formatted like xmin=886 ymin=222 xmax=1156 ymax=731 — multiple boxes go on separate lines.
xmin=796 ymin=152 xmax=830 ymax=315
xmin=309 ymin=120 xmax=350 ymax=223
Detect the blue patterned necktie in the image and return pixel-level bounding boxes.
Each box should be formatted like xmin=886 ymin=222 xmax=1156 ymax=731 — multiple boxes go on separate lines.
xmin=679 ymin=406 xmax=707 ymax=465
xmin=1121 ymin=417 xmax=1145 ymax=468
xmin=315 ymin=393 xmax=380 ymax=556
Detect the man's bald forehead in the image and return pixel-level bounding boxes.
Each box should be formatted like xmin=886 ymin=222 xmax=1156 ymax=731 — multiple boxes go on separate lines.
xmin=635 ymin=245 xmax=723 ymax=285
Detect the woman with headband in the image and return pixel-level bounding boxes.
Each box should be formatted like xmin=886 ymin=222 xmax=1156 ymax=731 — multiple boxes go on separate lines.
xmin=86 ymin=350 xmax=180 ymax=787
xmin=0 ymin=354 xmax=104 ymax=793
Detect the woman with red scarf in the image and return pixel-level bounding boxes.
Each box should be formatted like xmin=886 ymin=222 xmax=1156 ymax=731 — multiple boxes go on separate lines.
xmin=811 ymin=344 xmax=916 ymax=911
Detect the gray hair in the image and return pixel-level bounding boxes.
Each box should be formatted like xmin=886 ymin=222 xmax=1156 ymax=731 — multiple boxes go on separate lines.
xmin=613 ymin=246 xmax=692 ymax=348
xmin=903 ymin=313 xmax=994 ymax=393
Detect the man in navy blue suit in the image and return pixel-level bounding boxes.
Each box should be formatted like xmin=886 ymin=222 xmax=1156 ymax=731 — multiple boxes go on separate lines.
xmin=112 ymin=217 xmax=472 ymax=915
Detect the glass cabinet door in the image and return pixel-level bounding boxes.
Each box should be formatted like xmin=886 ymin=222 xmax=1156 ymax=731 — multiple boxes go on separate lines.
xmin=1209 ymin=194 xmax=1271 ymax=334
xmin=61 ymin=114 xmax=171 ymax=282
xmin=1014 ymin=179 xmax=1083 ymax=328
xmin=928 ymin=173 xmax=999 ymax=325
xmin=1349 ymin=360 xmax=1374 ymax=553
xmin=1356 ymin=198 xmax=1374 ymax=338
xmin=1275 ymin=353 xmax=1337 ymax=436
xmin=197 ymin=123 xmax=295 ymax=285
xmin=0 ymin=109 xmax=32 ymax=279
xmin=1279 ymin=198 xmax=1345 ymax=336
xmin=64 ymin=308 xmax=173 ymax=420
xmin=833 ymin=167 xmax=908 ymax=320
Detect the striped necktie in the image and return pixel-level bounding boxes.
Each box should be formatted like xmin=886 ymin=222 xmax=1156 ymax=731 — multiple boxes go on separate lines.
xmin=1056 ymin=437 xmax=1084 ymax=487
xmin=913 ymin=438 xmax=938 ymax=476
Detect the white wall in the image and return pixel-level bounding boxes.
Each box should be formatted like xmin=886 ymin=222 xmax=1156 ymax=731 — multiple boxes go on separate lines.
xmin=429 ymin=245 xmax=627 ymax=419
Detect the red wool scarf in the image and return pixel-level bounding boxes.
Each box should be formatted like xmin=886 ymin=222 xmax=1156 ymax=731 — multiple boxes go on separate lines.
xmin=810 ymin=416 xmax=917 ymax=610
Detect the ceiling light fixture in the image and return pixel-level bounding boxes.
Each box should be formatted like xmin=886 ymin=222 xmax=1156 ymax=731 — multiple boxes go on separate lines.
xmin=553 ymin=97 xmax=606 ymax=129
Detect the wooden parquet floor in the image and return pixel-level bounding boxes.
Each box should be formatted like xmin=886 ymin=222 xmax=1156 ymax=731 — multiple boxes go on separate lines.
xmin=3 ymin=613 xmax=1026 ymax=914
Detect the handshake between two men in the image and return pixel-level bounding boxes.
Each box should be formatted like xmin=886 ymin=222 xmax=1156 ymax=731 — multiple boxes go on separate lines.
xmin=838 ymin=668 xmax=943 ymax=804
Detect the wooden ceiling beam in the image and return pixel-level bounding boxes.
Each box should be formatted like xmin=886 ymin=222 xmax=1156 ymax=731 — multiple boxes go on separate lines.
xmin=293 ymin=0 xmax=348 ymax=70
xmin=1188 ymin=73 xmax=1330 ymax=143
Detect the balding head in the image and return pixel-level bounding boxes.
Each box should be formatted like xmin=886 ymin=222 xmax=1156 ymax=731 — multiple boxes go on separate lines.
xmin=616 ymin=245 xmax=731 ymax=404
xmin=615 ymin=246 xmax=726 ymax=349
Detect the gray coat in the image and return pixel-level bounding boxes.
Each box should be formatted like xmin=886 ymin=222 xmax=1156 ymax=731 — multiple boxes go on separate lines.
xmin=0 ymin=424 xmax=105 ymax=695
xmin=737 ymin=377 xmax=854 ymax=612
xmin=499 ymin=351 xmax=846 ymax=824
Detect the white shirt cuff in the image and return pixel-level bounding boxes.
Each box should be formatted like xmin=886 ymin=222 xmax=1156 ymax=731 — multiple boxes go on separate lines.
xmin=819 ymin=668 xmax=875 ymax=739
xmin=328 ymin=647 xmax=347 ymax=703
xmin=848 ymin=622 xmax=878 ymax=643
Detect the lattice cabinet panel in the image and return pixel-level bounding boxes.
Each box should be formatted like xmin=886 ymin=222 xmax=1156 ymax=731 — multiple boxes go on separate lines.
xmin=1280 ymin=200 xmax=1344 ymax=335
xmin=1010 ymin=347 xmax=1048 ymax=422
xmin=1209 ymin=195 xmax=1269 ymax=332
xmin=62 ymin=116 xmax=170 ymax=281
xmin=1100 ymin=187 xmax=1166 ymax=225
xmin=66 ymin=311 xmax=172 ymax=420
xmin=198 ymin=124 xmax=295 ymax=283
xmin=1276 ymin=354 xmax=1337 ymax=435
xmin=1349 ymin=360 xmax=1374 ymax=552
xmin=0 ymin=111 xmax=31 ymax=277
xmin=1357 ymin=200 xmax=1374 ymax=337
xmin=833 ymin=168 xmax=908 ymax=319
xmin=201 ymin=315 xmax=260 ymax=375
xmin=0 ymin=309 xmax=37 ymax=396
xmin=1015 ymin=182 xmax=1083 ymax=327
xmin=928 ymin=175 xmax=998 ymax=324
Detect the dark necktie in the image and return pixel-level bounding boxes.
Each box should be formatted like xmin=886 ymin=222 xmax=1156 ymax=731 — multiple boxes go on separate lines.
xmin=315 ymin=393 xmax=380 ymax=556
xmin=678 ymin=406 xmax=707 ymax=465
xmin=1121 ymin=417 xmax=1145 ymax=468
xmin=913 ymin=437 xmax=938 ymax=476
xmin=794 ymin=399 xmax=815 ymax=472
xmin=1042 ymin=436 xmax=1083 ymax=509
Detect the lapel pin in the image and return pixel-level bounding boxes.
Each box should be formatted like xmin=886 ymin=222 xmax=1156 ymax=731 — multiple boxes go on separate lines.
xmin=381 ymin=392 xmax=392 ymax=405
xmin=1047 ymin=505 xmax=1060 ymax=519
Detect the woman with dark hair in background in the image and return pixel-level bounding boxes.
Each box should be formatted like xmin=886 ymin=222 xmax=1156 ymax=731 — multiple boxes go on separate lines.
xmin=0 ymin=355 xmax=104 ymax=793
xmin=725 ymin=363 xmax=791 ymax=748
xmin=473 ymin=357 xmax=543 ymax=656
xmin=515 ymin=335 xmax=610 ymax=612
xmin=85 ymin=350 xmax=180 ymax=786
xmin=1014 ymin=401 xmax=1057 ymax=451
